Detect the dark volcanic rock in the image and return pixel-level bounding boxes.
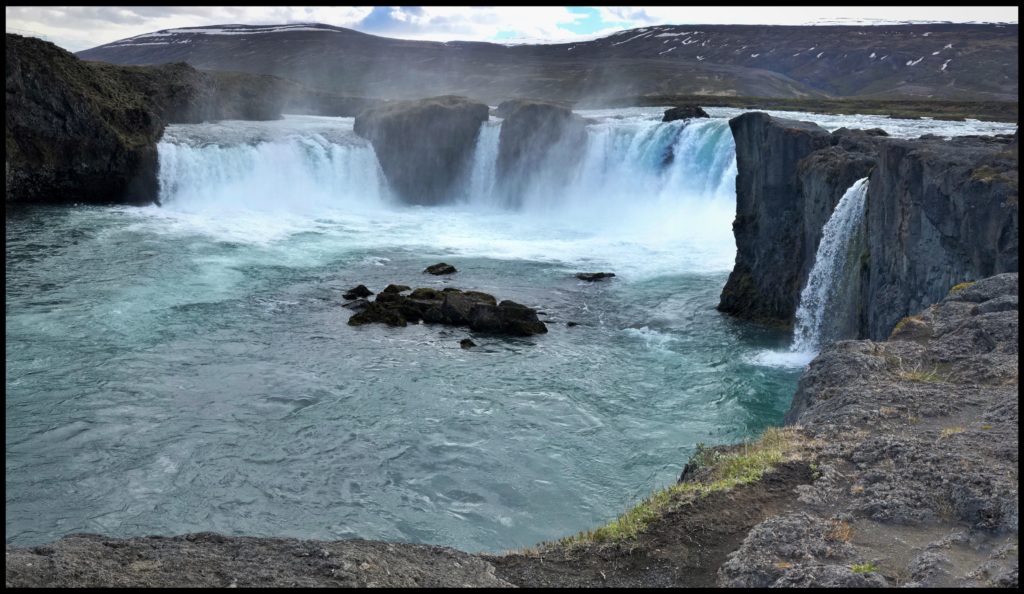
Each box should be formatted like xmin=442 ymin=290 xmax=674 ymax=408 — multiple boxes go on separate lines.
xmin=5 ymin=34 xmax=301 ymax=205
xmin=341 ymin=298 xmax=370 ymax=311
xmin=424 ymin=263 xmax=457 ymax=275
xmin=718 ymin=112 xmax=833 ymax=326
xmin=495 ymin=100 xmax=587 ymax=205
xmin=662 ymin=105 xmax=709 ymax=122
xmin=460 ymin=338 xmax=477 ymax=349
xmin=576 ymin=272 xmax=616 ymax=281
xmin=4 ymin=533 xmax=512 ymax=587
xmin=719 ymin=111 xmax=1018 ymax=340
xmin=468 ymin=300 xmax=548 ymax=336
xmin=344 ymin=285 xmax=546 ymax=336
xmin=342 ymin=284 xmax=373 ymax=299
xmin=353 ymin=95 xmax=488 ymax=205
xmin=382 ymin=284 xmax=411 ymax=294
xmin=863 ymin=134 xmax=1019 ymax=339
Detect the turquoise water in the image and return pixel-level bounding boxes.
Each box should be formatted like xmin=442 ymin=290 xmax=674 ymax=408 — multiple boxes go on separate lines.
xmin=9 ymin=109 xmax=1008 ymax=552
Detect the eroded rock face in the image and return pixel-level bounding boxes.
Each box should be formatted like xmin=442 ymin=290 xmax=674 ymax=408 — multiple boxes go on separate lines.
xmin=353 ymin=95 xmax=489 ymax=205
xmin=662 ymin=105 xmax=709 ymax=122
xmin=5 ymin=34 xmax=294 ymax=205
xmin=719 ymin=111 xmax=1018 ymax=340
xmin=495 ymin=100 xmax=587 ymax=205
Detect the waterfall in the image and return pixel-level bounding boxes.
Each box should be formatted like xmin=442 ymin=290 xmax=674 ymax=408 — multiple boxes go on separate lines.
xmin=155 ymin=114 xmax=737 ymax=244
xmin=156 ymin=117 xmax=389 ymax=214
xmin=791 ymin=177 xmax=870 ymax=354
xmin=460 ymin=121 xmax=502 ymax=206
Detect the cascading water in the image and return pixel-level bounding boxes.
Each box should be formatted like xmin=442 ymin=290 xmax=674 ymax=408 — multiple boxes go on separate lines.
xmin=791 ymin=177 xmax=870 ymax=354
xmin=157 ymin=116 xmax=390 ymax=215
xmin=154 ymin=113 xmax=739 ymax=268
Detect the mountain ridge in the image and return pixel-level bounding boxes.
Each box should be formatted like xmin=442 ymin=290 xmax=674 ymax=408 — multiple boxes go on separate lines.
xmin=76 ymin=22 xmax=1019 ymax=104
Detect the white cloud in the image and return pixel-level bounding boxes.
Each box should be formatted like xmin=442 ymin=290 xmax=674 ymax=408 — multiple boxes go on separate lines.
xmin=5 ymin=5 xmax=1019 ymax=53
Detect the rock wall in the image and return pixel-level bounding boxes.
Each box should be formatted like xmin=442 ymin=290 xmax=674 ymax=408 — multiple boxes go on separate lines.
xmin=5 ymin=34 xmax=370 ymax=206
xmin=719 ymin=112 xmax=1018 ymax=340
xmin=864 ymin=134 xmax=1019 ymax=338
xmin=494 ymin=100 xmax=587 ymax=205
xmin=353 ymin=95 xmax=489 ymax=205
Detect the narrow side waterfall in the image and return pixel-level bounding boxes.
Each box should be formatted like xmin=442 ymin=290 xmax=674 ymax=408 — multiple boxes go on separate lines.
xmin=791 ymin=177 xmax=870 ymax=354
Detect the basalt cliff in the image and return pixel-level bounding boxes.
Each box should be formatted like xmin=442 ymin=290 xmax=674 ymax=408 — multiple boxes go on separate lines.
xmin=718 ymin=111 xmax=1018 ymax=340
xmin=5 ymin=34 xmax=374 ymax=206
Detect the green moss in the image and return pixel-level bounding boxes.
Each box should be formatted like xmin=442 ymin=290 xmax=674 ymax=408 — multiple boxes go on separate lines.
xmin=556 ymin=427 xmax=804 ymax=547
xmin=851 ymin=562 xmax=878 ymax=574
xmin=949 ymin=281 xmax=976 ymax=295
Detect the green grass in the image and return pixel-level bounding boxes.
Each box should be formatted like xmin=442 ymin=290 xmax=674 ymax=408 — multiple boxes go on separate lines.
xmin=555 ymin=427 xmax=804 ymax=547
xmin=851 ymin=562 xmax=878 ymax=574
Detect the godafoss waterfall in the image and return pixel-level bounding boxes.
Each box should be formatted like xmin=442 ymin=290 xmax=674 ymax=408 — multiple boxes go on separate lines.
xmin=5 ymin=106 xmax=1016 ymax=556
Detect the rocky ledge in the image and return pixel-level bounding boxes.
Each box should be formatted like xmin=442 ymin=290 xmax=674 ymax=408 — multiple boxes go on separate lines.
xmin=7 ymin=274 xmax=1016 ymax=587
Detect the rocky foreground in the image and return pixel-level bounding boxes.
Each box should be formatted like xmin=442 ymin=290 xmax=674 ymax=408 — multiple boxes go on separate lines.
xmin=6 ymin=273 xmax=1017 ymax=587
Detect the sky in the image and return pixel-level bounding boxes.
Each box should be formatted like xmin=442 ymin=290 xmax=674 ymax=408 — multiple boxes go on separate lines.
xmin=5 ymin=6 xmax=1019 ymax=53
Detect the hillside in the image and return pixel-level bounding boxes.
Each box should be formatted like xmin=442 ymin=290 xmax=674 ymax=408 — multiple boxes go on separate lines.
xmin=75 ymin=22 xmax=1019 ymax=103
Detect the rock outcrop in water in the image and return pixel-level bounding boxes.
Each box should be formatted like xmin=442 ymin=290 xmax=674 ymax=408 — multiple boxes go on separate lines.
xmin=5 ymin=34 xmax=374 ymax=206
xmin=719 ymin=112 xmax=1018 ymax=340
xmin=495 ymin=99 xmax=587 ymax=205
xmin=347 ymin=286 xmax=547 ymax=336
xmin=353 ymin=96 xmax=489 ymax=205
xmin=662 ymin=105 xmax=709 ymax=122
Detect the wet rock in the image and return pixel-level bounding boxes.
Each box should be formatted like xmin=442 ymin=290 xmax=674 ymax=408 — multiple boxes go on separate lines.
xmin=345 ymin=285 xmax=545 ymax=337
xmin=575 ymin=272 xmax=615 ymax=281
xmin=662 ymin=105 xmax=709 ymax=122
xmin=347 ymin=302 xmax=407 ymax=327
xmin=460 ymin=338 xmax=477 ymax=349
xmin=441 ymin=291 xmax=497 ymax=325
xmin=566 ymin=321 xmax=578 ymax=327
xmin=468 ymin=300 xmax=548 ymax=336
xmin=342 ymin=298 xmax=370 ymax=311
xmin=353 ymin=96 xmax=488 ymax=205
xmin=343 ymin=284 xmax=374 ymax=300
xmin=381 ymin=284 xmax=411 ymax=294
xmin=424 ymin=263 xmax=457 ymax=275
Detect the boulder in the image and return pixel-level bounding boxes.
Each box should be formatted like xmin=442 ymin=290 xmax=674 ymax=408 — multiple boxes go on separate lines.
xmin=424 ymin=263 xmax=457 ymax=275
xmin=343 ymin=284 xmax=374 ymax=299
xmin=460 ymin=338 xmax=477 ymax=349
xmin=662 ymin=105 xmax=709 ymax=122
xmin=353 ymin=95 xmax=488 ymax=205
xmin=347 ymin=301 xmax=407 ymax=327
xmin=576 ymin=272 xmax=616 ymax=281
xmin=468 ymin=300 xmax=548 ymax=336
xmin=382 ymin=284 xmax=411 ymax=294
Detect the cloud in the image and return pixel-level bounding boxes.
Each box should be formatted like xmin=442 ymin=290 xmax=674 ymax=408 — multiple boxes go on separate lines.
xmin=5 ymin=5 xmax=1019 ymax=52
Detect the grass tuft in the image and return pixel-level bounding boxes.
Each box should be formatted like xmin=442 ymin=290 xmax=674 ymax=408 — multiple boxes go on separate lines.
xmin=939 ymin=426 xmax=966 ymax=439
xmin=555 ymin=427 xmax=805 ymax=547
xmin=851 ymin=562 xmax=878 ymax=574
